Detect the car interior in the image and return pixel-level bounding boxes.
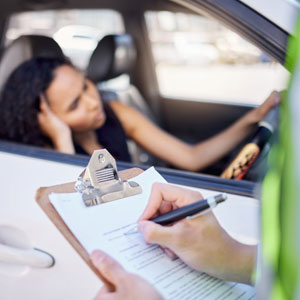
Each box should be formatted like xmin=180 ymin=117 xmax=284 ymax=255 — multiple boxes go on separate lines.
xmin=0 ymin=0 xmax=291 ymax=186
xmin=0 ymin=34 xmax=65 ymax=93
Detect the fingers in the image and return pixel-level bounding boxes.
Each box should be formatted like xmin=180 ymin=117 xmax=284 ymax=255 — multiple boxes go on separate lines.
xmin=39 ymin=94 xmax=51 ymax=112
xmin=139 ymin=183 xmax=167 ymax=221
xmin=249 ymin=90 xmax=280 ymax=124
xmin=159 ymin=201 xmax=173 ymax=215
xmin=139 ymin=183 xmax=202 ymax=221
xmin=271 ymin=90 xmax=281 ymax=104
xmin=161 ymin=247 xmax=178 ymax=260
xmin=261 ymin=90 xmax=281 ymax=114
xmin=37 ymin=98 xmax=51 ymax=130
xmin=267 ymin=91 xmax=281 ymax=107
xmin=93 ymin=285 xmax=110 ymax=300
xmin=138 ymin=220 xmax=177 ymax=248
xmin=91 ymin=250 xmax=127 ymax=287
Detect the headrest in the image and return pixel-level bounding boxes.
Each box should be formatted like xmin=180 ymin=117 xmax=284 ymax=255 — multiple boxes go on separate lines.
xmin=0 ymin=35 xmax=64 ymax=93
xmin=87 ymin=34 xmax=137 ymax=82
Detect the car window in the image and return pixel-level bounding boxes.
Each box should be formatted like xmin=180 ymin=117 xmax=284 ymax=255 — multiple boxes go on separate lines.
xmin=145 ymin=11 xmax=289 ymax=105
xmin=6 ymin=9 xmax=125 ymax=70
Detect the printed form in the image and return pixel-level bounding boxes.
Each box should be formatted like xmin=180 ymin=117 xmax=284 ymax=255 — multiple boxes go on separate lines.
xmin=50 ymin=167 xmax=256 ymax=300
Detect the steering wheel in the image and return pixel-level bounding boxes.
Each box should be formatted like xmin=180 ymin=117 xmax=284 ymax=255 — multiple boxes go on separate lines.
xmin=220 ymin=105 xmax=279 ymax=181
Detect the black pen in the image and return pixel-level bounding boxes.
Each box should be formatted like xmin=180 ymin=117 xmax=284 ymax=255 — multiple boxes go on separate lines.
xmin=151 ymin=193 xmax=227 ymax=226
xmin=124 ymin=193 xmax=227 ymax=235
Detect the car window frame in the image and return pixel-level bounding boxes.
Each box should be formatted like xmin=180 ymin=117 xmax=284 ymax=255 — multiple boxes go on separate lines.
xmin=0 ymin=140 xmax=256 ymax=197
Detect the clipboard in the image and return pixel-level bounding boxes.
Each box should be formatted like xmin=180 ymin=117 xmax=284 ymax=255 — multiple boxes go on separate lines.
xmin=35 ymin=163 xmax=257 ymax=299
xmin=35 ymin=167 xmax=143 ymax=284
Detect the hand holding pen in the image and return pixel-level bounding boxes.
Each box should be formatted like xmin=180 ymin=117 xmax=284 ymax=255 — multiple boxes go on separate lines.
xmin=138 ymin=183 xmax=226 ymax=226
xmin=136 ymin=183 xmax=256 ymax=284
xmin=150 ymin=192 xmax=226 ymax=225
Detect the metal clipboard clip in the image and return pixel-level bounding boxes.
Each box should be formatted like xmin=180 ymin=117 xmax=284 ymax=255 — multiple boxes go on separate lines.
xmin=74 ymin=149 xmax=142 ymax=207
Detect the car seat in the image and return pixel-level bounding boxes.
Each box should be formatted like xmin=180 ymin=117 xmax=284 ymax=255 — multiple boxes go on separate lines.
xmin=86 ymin=34 xmax=162 ymax=166
xmin=0 ymin=35 xmax=64 ymax=93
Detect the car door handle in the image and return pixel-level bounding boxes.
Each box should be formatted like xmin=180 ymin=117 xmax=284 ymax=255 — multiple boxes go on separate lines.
xmin=0 ymin=243 xmax=55 ymax=268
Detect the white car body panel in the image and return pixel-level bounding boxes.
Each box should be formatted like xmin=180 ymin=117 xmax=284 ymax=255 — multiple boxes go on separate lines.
xmin=0 ymin=152 xmax=100 ymax=300
xmin=241 ymin=0 xmax=300 ymax=34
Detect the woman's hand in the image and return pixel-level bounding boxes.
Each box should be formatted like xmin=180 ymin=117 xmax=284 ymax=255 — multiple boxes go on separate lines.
xmin=38 ymin=96 xmax=75 ymax=153
xmin=138 ymin=183 xmax=256 ymax=284
xmin=91 ymin=250 xmax=163 ymax=300
xmin=245 ymin=90 xmax=281 ymax=124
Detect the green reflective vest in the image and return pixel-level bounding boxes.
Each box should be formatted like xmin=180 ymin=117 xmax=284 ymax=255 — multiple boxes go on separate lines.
xmin=259 ymin=14 xmax=300 ymax=300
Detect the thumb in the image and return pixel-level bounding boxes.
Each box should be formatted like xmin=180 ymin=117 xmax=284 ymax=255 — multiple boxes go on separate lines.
xmin=91 ymin=250 xmax=126 ymax=285
xmin=138 ymin=220 xmax=176 ymax=248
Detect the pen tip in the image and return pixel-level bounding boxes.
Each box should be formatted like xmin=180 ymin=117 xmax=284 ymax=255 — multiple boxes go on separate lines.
xmin=216 ymin=193 xmax=227 ymax=203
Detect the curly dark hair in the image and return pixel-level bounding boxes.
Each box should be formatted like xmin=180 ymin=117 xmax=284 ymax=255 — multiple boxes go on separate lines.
xmin=0 ymin=56 xmax=72 ymax=147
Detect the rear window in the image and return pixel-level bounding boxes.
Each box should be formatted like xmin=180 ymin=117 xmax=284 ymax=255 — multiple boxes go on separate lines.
xmin=6 ymin=9 xmax=125 ymax=70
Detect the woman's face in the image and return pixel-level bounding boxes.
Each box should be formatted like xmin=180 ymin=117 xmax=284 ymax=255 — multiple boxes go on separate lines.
xmin=45 ymin=65 xmax=106 ymax=132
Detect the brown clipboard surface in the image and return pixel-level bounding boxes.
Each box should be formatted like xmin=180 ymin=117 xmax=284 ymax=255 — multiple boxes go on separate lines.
xmin=35 ymin=167 xmax=143 ymax=283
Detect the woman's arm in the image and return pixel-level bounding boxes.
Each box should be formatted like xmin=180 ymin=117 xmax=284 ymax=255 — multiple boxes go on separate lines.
xmin=188 ymin=91 xmax=280 ymax=170
xmin=110 ymin=101 xmax=197 ymax=170
xmin=110 ymin=91 xmax=279 ymax=171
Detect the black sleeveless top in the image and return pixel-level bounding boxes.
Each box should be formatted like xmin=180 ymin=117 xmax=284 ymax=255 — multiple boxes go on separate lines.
xmin=74 ymin=100 xmax=132 ymax=162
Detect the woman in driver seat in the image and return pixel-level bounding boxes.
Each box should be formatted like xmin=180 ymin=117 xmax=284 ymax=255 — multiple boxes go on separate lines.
xmin=0 ymin=57 xmax=280 ymax=172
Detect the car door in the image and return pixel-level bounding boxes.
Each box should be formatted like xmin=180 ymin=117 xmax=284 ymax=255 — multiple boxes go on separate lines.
xmin=0 ymin=146 xmax=100 ymax=300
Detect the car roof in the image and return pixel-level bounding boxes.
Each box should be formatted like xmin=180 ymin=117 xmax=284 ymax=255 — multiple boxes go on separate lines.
xmin=0 ymin=0 xmax=185 ymax=15
xmin=240 ymin=0 xmax=300 ymax=34
xmin=1 ymin=0 xmax=298 ymax=32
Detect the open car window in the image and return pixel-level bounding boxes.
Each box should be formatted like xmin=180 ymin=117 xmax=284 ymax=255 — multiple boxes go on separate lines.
xmin=0 ymin=2 xmax=289 ymax=181
xmin=145 ymin=10 xmax=289 ymax=105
